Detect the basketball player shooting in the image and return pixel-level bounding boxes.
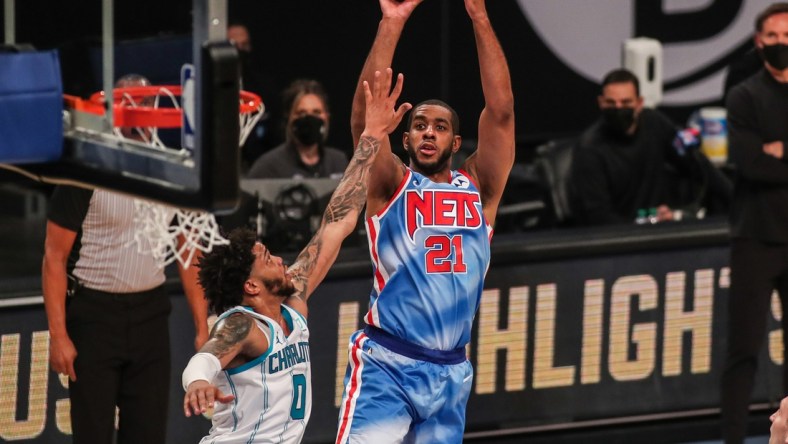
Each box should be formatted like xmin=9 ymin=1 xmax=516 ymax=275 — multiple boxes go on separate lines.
xmin=336 ymin=0 xmax=515 ymax=442
xmin=181 ymin=68 xmax=410 ymax=443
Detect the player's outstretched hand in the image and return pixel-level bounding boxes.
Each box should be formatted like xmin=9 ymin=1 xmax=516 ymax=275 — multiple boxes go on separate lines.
xmin=464 ymin=0 xmax=489 ymax=21
xmin=362 ymin=68 xmax=411 ymax=139
xmin=184 ymin=380 xmax=235 ymax=417
xmin=380 ymin=0 xmax=423 ymax=21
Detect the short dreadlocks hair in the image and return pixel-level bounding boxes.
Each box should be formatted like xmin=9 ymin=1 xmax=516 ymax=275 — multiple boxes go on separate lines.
xmin=197 ymin=228 xmax=257 ymax=315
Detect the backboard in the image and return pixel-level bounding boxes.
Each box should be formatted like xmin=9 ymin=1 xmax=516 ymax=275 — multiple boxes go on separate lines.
xmin=0 ymin=0 xmax=241 ymax=213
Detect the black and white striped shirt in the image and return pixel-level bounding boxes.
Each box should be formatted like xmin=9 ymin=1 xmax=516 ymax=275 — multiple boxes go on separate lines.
xmin=47 ymin=186 xmax=170 ymax=293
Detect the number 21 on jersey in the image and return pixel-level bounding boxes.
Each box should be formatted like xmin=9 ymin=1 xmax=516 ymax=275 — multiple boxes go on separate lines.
xmin=425 ymin=234 xmax=466 ymax=273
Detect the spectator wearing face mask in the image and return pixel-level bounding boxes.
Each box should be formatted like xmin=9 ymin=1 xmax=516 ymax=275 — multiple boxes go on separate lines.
xmin=721 ymin=4 xmax=788 ymax=443
xmin=569 ymin=68 xmax=722 ymax=225
xmin=247 ymin=79 xmax=348 ymax=179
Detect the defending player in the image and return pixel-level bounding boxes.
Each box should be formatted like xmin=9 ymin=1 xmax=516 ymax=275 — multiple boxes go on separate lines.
xmin=336 ymin=0 xmax=515 ymax=442
xmin=182 ymin=69 xmax=411 ymax=443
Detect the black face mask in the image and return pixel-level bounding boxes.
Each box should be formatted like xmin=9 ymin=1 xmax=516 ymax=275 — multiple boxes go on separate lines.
xmin=291 ymin=115 xmax=325 ymax=146
xmin=761 ymin=43 xmax=788 ymax=71
xmin=601 ymin=107 xmax=636 ymax=134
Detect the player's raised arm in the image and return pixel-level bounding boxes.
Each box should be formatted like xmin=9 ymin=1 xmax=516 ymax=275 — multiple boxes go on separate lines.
xmin=351 ymin=0 xmax=422 ymax=145
xmin=287 ymin=69 xmax=411 ymax=314
xmin=461 ymin=0 xmax=515 ymax=226
xmin=352 ymin=0 xmax=423 ymax=212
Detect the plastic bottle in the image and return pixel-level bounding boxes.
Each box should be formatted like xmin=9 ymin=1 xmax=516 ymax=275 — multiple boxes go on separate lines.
xmin=635 ymin=209 xmax=648 ymax=225
xmin=648 ymin=207 xmax=658 ymax=224
xmin=699 ymin=107 xmax=728 ymax=167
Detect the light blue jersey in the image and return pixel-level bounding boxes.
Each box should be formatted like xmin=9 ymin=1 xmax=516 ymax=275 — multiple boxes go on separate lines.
xmin=337 ymin=168 xmax=489 ymax=443
xmin=364 ymin=168 xmax=492 ymax=350
xmin=203 ymin=305 xmax=311 ymax=444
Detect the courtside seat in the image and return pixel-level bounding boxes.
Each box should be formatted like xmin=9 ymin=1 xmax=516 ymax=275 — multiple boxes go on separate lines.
xmin=533 ymin=138 xmax=578 ymax=227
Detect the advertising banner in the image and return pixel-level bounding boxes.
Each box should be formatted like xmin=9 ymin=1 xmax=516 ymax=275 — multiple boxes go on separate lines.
xmin=1 ymin=242 xmax=783 ymax=443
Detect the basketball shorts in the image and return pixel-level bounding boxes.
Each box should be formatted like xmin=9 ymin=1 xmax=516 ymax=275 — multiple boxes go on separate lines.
xmin=335 ymin=327 xmax=473 ymax=444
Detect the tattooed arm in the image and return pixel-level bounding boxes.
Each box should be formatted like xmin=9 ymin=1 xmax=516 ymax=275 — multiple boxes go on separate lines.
xmin=183 ymin=312 xmax=268 ymax=417
xmin=201 ymin=313 xmax=264 ymax=366
xmin=286 ymin=69 xmax=411 ymax=317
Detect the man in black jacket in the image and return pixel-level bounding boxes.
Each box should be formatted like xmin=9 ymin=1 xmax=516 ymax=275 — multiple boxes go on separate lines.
xmin=571 ymin=68 xmax=712 ymax=225
xmin=722 ymin=3 xmax=788 ymax=443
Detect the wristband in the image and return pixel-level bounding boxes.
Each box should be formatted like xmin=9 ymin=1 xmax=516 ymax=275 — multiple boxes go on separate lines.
xmin=182 ymin=352 xmax=222 ymax=391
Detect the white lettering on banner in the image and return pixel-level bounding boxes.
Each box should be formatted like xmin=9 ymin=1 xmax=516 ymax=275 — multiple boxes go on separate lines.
xmin=516 ymin=0 xmax=773 ymax=105
xmin=0 ymin=332 xmax=51 ymax=439
xmin=55 ymin=374 xmax=70 ymax=435
xmin=471 ymin=267 xmax=780 ymax=394
xmin=533 ymin=283 xmax=576 ymax=388
xmin=770 ymin=290 xmax=784 ymax=364
xmin=662 ymin=270 xmax=713 ymax=376
xmin=1 ymin=264 xmax=782 ymax=437
xmin=475 ymin=287 xmax=528 ymax=394
xmin=0 ymin=332 xmax=71 ymax=440
xmin=608 ymin=275 xmax=658 ymax=382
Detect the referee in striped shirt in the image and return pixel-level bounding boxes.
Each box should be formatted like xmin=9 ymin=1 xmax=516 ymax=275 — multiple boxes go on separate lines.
xmin=42 ymin=186 xmax=209 ymax=444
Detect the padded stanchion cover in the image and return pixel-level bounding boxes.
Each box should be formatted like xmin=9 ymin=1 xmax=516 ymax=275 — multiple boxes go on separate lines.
xmin=0 ymin=50 xmax=63 ymax=163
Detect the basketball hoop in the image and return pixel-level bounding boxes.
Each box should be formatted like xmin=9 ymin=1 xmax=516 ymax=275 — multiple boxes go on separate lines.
xmin=69 ymin=85 xmax=265 ymax=269
xmin=87 ymin=85 xmax=264 ymax=149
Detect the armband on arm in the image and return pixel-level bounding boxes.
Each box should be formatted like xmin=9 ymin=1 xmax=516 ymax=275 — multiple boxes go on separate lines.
xmin=182 ymin=352 xmax=222 ymax=391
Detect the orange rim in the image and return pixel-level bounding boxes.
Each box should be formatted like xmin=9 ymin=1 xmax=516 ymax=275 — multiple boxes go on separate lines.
xmin=71 ymin=85 xmax=262 ymax=128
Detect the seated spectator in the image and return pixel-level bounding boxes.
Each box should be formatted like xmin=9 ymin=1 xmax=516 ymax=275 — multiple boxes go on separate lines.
xmin=247 ymin=79 xmax=348 ymax=179
xmin=570 ymin=68 xmax=729 ymax=225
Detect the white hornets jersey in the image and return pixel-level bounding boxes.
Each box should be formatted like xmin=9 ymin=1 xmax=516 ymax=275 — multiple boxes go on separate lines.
xmin=202 ymin=305 xmax=311 ymax=444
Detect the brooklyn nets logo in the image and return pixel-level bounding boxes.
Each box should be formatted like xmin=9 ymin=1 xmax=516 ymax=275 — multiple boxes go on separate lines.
xmin=517 ymin=0 xmax=772 ymax=106
xmin=451 ymin=175 xmax=470 ymax=189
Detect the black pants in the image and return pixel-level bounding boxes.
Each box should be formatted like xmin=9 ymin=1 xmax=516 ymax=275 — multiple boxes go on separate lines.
xmin=721 ymin=238 xmax=788 ymax=444
xmin=66 ymin=285 xmax=171 ymax=444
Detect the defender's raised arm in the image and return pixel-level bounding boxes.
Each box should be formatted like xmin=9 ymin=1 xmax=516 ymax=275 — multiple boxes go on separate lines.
xmin=287 ymin=69 xmax=410 ymax=313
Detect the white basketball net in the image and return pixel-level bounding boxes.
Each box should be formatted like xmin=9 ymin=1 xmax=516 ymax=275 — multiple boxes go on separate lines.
xmin=239 ymin=102 xmax=264 ymax=147
xmin=131 ymin=200 xmax=229 ymax=269
xmin=117 ymin=86 xmax=264 ymax=269
xmin=114 ymin=87 xmax=265 ymax=153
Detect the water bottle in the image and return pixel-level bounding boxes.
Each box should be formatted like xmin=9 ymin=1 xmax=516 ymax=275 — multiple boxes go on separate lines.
xmin=635 ymin=209 xmax=648 ymax=225
xmin=648 ymin=207 xmax=659 ymax=224
xmin=699 ymin=107 xmax=728 ymax=166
